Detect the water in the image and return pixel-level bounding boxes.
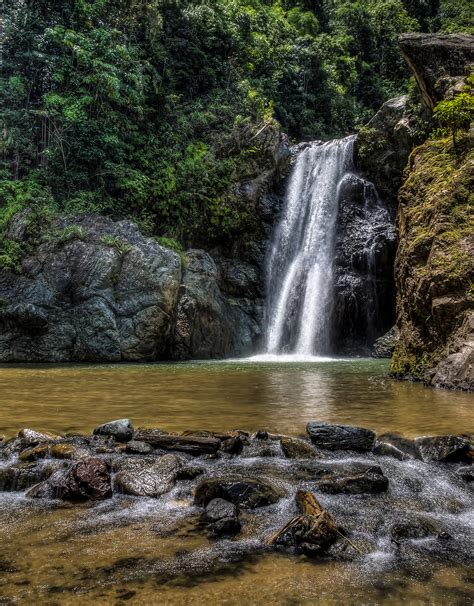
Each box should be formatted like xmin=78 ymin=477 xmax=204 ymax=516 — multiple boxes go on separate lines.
xmin=0 ymin=360 xmax=473 ymax=604
xmin=266 ymin=137 xmax=356 ymax=355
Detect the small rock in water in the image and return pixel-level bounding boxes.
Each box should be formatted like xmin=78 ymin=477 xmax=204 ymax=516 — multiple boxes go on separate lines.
xmin=373 ymin=441 xmax=408 ymax=461
xmin=114 ymin=455 xmax=181 ymax=497
xmin=50 ymin=443 xmax=83 ymax=459
xmin=17 ymin=428 xmax=59 ymax=447
xmin=194 ymin=478 xmax=284 ymax=509
xmin=19 ymin=444 xmax=50 ymax=462
xmin=203 ymin=498 xmax=241 ymax=536
xmin=378 ymin=432 xmax=418 ymax=459
xmin=306 ymin=422 xmax=376 ymax=452
xmin=57 ymin=457 xmax=112 ymax=500
xmin=125 ymin=440 xmax=153 ymax=455
xmin=455 ymin=466 xmax=474 ymax=482
xmin=414 ymin=435 xmax=471 ymax=463
xmin=93 ymin=419 xmax=134 ymax=443
xmin=280 ymin=437 xmax=320 ymax=459
xmin=317 ymin=464 xmax=389 ymax=494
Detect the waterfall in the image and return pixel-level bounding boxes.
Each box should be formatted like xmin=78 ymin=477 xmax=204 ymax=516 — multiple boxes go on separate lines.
xmin=265 ymin=136 xmax=357 ymax=356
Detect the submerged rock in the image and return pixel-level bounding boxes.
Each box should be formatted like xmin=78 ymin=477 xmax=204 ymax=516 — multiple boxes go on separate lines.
xmin=194 ymin=478 xmax=284 ymax=509
xmin=317 ymin=464 xmax=389 ymax=494
xmin=125 ymin=440 xmax=154 ymax=455
xmin=57 ymin=457 xmax=112 ymax=500
xmin=414 ymin=435 xmax=471 ymax=463
xmin=377 ymin=433 xmax=418 ymax=459
xmin=373 ymin=441 xmax=408 ymax=461
xmin=114 ymin=455 xmax=181 ymax=497
xmin=93 ymin=419 xmax=134 ymax=442
xmin=203 ymin=498 xmax=241 ymax=537
xmin=0 ymin=461 xmax=60 ymax=492
xmin=18 ymin=444 xmax=50 ymax=462
xmin=306 ymin=422 xmax=376 ymax=452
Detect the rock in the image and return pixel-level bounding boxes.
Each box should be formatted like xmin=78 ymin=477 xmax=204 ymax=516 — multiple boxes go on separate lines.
xmin=414 ymin=435 xmax=471 ymax=463
xmin=176 ymin=466 xmax=204 ymax=480
xmin=317 ymin=464 xmax=389 ymax=495
xmin=455 ymin=466 xmax=474 ymax=482
xmin=172 ymin=250 xmax=262 ymax=360
xmin=373 ymin=441 xmax=408 ymax=461
xmin=398 ymin=33 xmax=474 ymax=109
xmin=57 ymin=457 xmax=112 ymax=500
xmin=377 ymin=433 xmax=418 ymax=459
xmin=306 ymin=422 xmax=376 ymax=452
xmin=0 ymin=214 xmax=182 ymax=362
xmin=125 ymin=440 xmax=153 ymax=455
xmin=17 ymin=428 xmax=59 ymax=447
xmin=372 ymin=326 xmax=400 ymax=358
xmin=269 ymin=490 xmax=338 ymax=556
xmin=50 ymin=443 xmax=83 ymax=459
xmin=133 ymin=429 xmax=221 ymax=455
xmin=280 ymin=437 xmax=320 ymax=459
xmin=93 ymin=419 xmax=134 ymax=442
xmin=18 ymin=444 xmax=50 ymax=461
xmin=194 ymin=478 xmax=284 ymax=509
xmin=114 ymin=455 xmax=181 ymax=497
xmin=390 ymin=517 xmax=444 ymax=542
xmin=0 ymin=461 xmax=60 ymax=492
xmin=203 ymin=498 xmax=241 ymax=536
xmin=220 ymin=436 xmax=244 ymax=456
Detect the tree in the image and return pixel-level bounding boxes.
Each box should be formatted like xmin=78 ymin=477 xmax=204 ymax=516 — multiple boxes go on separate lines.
xmin=433 ymin=92 xmax=474 ymax=147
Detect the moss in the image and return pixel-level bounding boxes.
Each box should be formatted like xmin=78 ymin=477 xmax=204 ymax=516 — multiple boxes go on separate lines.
xmin=42 ymin=225 xmax=87 ymax=246
xmin=392 ymin=132 xmax=473 ymax=381
xmin=100 ymin=235 xmax=132 ymax=256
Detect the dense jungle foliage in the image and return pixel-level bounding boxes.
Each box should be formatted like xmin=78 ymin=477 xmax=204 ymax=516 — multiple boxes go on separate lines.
xmin=1 ymin=0 xmax=472 ymax=255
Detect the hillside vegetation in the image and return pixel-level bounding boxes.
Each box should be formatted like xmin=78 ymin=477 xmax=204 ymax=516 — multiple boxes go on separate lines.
xmin=1 ymin=0 xmax=471 ymax=253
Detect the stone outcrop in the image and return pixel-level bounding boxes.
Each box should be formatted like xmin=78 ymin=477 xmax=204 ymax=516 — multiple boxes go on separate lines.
xmin=398 ymin=33 xmax=474 ymax=109
xmin=390 ymin=33 xmax=474 ymax=390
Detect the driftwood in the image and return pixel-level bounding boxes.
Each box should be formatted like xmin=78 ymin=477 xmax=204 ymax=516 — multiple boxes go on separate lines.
xmin=133 ymin=429 xmax=221 ymax=455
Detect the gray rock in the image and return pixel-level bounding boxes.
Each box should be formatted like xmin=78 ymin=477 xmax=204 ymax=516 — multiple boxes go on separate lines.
xmin=194 ymin=477 xmax=284 ymax=509
xmin=93 ymin=419 xmax=134 ymax=442
xmin=455 ymin=466 xmax=474 ymax=482
xmin=125 ymin=440 xmax=153 ymax=455
xmin=378 ymin=433 xmax=418 ymax=459
xmin=114 ymin=455 xmax=181 ymax=497
xmin=415 ymin=435 xmax=471 ymax=463
xmin=203 ymin=498 xmax=238 ymax=523
xmin=0 ymin=461 xmax=61 ymax=492
xmin=306 ymin=422 xmax=376 ymax=452
xmin=373 ymin=441 xmax=408 ymax=461
xmin=372 ymin=326 xmax=399 ymax=358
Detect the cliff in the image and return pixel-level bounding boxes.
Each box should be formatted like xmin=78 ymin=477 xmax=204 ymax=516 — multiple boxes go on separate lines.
xmin=391 ymin=33 xmax=474 ymax=389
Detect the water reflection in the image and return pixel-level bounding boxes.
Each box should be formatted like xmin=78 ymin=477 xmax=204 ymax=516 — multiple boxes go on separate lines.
xmin=0 ymin=359 xmax=472 ymax=437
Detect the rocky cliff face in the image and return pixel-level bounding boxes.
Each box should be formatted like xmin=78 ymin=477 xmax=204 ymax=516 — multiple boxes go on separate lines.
xmin=391 ymin=33 xmax=474 ymax=389
xmin=0 ymin=135 xmax=289 ymax=362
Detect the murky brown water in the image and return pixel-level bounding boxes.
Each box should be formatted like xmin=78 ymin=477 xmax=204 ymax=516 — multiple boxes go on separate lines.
xmin=1 ymin=359 xmax=473 ymax=605
xmin=0 ymin=359 xmax=472 ymax=438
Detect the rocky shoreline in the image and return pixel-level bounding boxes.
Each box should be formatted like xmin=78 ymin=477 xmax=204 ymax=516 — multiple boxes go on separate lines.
xmin=1 ymin=419 xmax=472 ymax=565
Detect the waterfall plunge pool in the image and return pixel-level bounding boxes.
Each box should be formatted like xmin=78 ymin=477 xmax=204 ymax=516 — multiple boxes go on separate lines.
xmin=1 ymin=359 xmax=473 ymax=605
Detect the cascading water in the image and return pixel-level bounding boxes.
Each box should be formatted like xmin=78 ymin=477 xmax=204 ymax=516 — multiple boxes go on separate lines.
xmin=265 ymin=136 xmax=356 ymax=356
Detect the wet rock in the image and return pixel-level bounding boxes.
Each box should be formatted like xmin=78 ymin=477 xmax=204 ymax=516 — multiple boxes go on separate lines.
xmin=220 ymin=436 xmax=244 ymax=456
xmin=57 ymin=457 xmax=112 ymax=500
xmin=270 ymin=490 xmax=338 ymax=556
xmin=306 ymin=422 xmax=376 ymax=452
xmin=317 ymin=464 xmax=389 ymax=494
xmin=50 ymin=443 xmax=84 ymax=459
xmin=19 ymin=444 xmax=50 ymax=462
xmin=194 ymin=478 xmax=284 ymax=509
xmin=372 ymin=326 xmax=399 ymax=358
xmin=93 ymin=419 xmax=134 ymax=442
xmin=456 ymin=466 xmax=474 ymax=482
xmin=17 ymin=428 xmax=59 ymax=447
xmin=373 ymin=441 xmax=408 ymax=461
xmin=378 ymin=433 xmax=418 ymax=459
xmin=176 ymin=466 xmax=205 ymax=480
xmin=390 ymin=517 xmax=444 ymax=542
xmin=125 ymin=440 xmax=154 ymax=455
xmin=280 ymin=437 xmax=320 ymax=459
xmin=242 ymin=437 xmax=281 ymax=458
xmin=203 ymin=498 xmax=241 ymax=537
xmin=414 ymin=435 xmax=471 ymax=463
xmin=0 ymin=461 xmax=60 ymax=492
xmin=134 ymin=429 xmax=221 ymax=456
xmin=114 ymin=455 xmax=181 ymax=497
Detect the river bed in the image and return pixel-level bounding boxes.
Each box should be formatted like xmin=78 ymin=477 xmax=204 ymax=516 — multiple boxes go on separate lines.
xmin=0 ymin=359 xmax=473 ymax=605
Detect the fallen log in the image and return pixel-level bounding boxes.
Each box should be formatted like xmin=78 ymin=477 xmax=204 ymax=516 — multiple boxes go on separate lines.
xmin=133 ymin=429 xmax=221 ymax=455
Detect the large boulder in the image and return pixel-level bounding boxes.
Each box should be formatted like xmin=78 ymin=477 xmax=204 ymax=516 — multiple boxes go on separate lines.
xmin=0 ymin=215 xmax=182 ymax=362
xmin=398 ymin=33 xmax=474 ymax=109
xmin=114 ymin=455 xmax=181 ymax=497
xmin=306 ymin=422 xmax=376 ymax=452
xmin=194 ymin=478 xmax=284 ymax=509
xmin=56 ymin=457 xmax=112 ymax=500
